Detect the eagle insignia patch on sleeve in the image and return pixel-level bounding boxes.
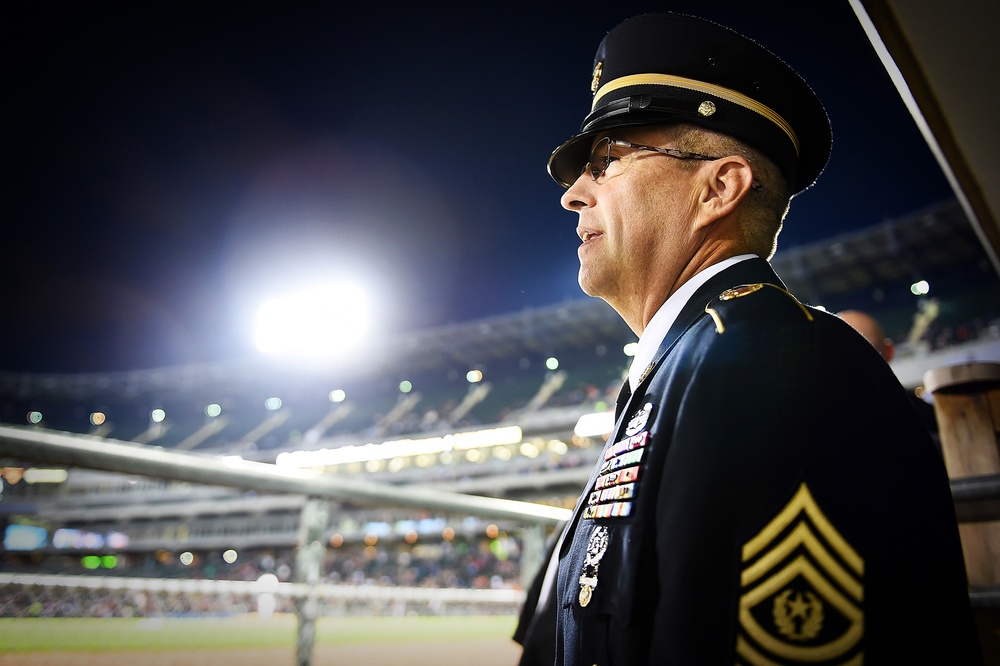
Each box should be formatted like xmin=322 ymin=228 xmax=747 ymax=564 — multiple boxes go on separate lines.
xmin=736 ymin=483 xmax=864 ymax=665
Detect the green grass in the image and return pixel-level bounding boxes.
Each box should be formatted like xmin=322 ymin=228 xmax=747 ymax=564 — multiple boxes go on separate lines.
xmin=0 ymin=614 xmax=519 ymax=653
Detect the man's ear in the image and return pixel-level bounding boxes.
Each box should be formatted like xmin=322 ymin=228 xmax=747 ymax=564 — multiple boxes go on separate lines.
xmin=694 ymin=156 xmax=755 ymax=229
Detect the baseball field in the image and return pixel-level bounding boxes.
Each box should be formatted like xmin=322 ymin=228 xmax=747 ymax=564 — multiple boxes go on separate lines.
xmin=0 ymin=614 xmax=524 ymax=665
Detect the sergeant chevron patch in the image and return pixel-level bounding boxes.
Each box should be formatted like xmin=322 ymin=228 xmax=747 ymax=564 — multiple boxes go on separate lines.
xmin=736 ymin=483 xmax=864 ymax=665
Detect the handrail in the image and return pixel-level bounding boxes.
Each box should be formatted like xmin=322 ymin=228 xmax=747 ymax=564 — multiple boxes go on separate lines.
xmin=0 ymin=425 xmax=571 ymax=525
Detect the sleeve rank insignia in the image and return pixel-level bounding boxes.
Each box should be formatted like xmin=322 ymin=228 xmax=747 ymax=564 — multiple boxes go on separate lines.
xmin=578 ymin=525 xmax=609 ymax=607
xmin=736 ymin=483 xmax=864 ymax=665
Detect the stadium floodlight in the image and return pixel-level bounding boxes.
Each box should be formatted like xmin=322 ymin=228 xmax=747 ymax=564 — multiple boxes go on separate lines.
xmin=911 ymin=279 xmax=931 ymax=296
xmin=23 ymin=468 xmax=68 ymax=484
xmin=254 ymin=280 xmax=370 ymax=359
xmin=275 ymin=426 xmax=523 ymax=468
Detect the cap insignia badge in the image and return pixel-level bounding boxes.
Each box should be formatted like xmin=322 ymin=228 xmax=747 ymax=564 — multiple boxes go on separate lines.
xmin=698 ymin=100 xmax=717 ymax=117
xmin=578 ymin=524 xmax=609 ymax=607
xmin=591 ymin=61 xmax=604 ymax=94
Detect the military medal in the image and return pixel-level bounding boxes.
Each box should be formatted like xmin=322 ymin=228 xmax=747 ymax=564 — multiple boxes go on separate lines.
xmin=578 ymin=525 xmax=609 ymax=607
xmin=625 ymin=402 xmax=653 ymax=436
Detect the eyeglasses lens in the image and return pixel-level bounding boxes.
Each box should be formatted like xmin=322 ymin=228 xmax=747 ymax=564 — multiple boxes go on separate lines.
xmin=587 ymin=138 xmax=612 ymax=181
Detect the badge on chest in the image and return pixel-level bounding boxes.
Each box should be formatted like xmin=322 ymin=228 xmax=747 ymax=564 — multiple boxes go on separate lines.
xmin=578 ymin=524 xmax=609 ymax=607
xmin=582 ymin=402 xmax=654 ymax=521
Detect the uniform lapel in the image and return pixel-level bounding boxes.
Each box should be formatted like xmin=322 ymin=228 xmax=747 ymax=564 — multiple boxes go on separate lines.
xmin=559 ymin=258 xmax=783 ymax=554
xmin=616 ymin=258 xmax=784 ymax=432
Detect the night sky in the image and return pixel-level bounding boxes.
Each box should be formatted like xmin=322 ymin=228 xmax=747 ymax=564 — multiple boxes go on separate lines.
xmin=5 ymin=2 xmax=954 ymax=374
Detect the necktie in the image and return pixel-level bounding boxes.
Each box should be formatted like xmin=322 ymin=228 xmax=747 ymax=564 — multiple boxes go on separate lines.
xmin=614 ymin=379 xmax=631 ymax=421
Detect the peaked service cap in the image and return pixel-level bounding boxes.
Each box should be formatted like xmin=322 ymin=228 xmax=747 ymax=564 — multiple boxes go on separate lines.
xmin=548 ymin=13 xmax=832 ymax=195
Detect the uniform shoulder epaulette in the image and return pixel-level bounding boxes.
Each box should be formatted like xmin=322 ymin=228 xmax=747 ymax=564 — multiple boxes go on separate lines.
xmin=704 ymin=283 xmax=813 ymax=334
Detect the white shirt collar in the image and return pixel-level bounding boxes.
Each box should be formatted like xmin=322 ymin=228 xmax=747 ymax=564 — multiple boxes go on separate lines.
xmin=628 ymin=255 xmax=756 ymax=392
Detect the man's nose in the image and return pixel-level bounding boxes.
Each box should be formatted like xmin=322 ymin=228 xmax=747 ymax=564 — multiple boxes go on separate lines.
xmin=561 ymin=173 xmax=593 ymax=211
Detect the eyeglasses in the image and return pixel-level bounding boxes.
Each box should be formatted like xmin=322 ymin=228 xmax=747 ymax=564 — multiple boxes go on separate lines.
xmin=584 ymin=136 xmax=763 ymax=190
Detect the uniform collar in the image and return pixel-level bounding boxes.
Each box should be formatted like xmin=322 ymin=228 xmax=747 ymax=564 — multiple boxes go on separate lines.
xmin=628 ymin=254 xmax=756 ymax=392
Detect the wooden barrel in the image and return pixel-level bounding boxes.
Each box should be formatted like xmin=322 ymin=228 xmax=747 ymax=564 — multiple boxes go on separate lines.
xmin=924 ymin=361 xmax=1000 ymax=586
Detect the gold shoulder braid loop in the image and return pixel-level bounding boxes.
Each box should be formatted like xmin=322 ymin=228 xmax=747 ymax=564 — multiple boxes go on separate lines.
xmin=705 ymin=283 xmax=813 ymax=334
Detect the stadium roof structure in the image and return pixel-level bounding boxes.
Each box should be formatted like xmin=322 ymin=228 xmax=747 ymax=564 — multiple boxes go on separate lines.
xmin=772 ymin=199 xmax=989 ymax=307
xmin=0 ymin=198 xmax=994 ymax=405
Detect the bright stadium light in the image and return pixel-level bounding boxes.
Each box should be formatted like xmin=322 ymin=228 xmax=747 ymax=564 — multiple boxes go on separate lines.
xmin=254 ymin=281 xmax=370 ymax=358
xmin=575 ymin=410 xmax=616 ymax=437
xmin=275 ymin=426 xmax=524 ymax=468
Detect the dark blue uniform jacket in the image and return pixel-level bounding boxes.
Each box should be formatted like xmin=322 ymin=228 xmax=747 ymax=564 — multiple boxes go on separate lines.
xmin=554 ymin=257 xmax=979 ymax=665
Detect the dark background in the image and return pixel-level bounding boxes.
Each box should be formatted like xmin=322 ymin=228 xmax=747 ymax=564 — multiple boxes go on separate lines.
xmin=5 ymin=2 xmax=956 ymax=373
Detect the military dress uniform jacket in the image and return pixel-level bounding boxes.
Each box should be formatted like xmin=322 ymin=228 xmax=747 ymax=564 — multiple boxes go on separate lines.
xmin=554 ymin=258 xmax=979 ymax=665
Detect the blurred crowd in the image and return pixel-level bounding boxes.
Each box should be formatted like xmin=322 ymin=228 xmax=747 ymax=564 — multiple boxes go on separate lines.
xmin=1 ymin=536 xmax=524 ymax=618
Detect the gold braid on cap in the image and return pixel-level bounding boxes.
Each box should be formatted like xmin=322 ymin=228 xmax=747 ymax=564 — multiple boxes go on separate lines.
xmin=593 ymin=73 xmax=799 ymax=156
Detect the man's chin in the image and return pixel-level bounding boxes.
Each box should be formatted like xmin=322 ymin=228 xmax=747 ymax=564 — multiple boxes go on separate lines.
xmin=577 ymin=275 xmax=606 ymax=300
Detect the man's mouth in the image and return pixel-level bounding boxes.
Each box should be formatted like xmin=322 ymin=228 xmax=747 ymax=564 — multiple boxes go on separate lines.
xmin=580 ymin=230 xmax=603 ymax=243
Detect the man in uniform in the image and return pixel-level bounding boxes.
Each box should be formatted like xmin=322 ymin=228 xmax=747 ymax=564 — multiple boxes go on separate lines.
xmin=542 ymin=12 xmax=980 ymax=665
